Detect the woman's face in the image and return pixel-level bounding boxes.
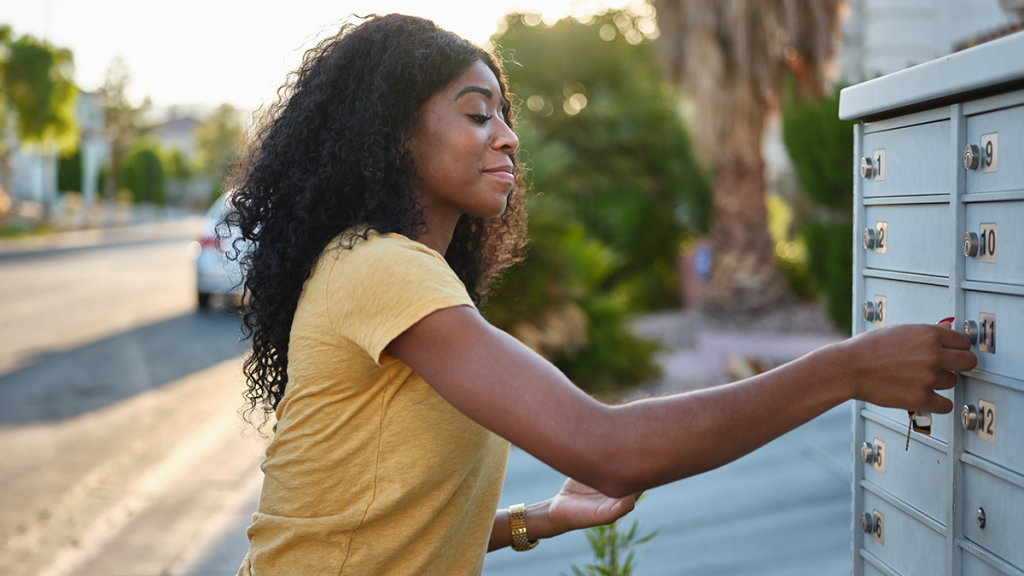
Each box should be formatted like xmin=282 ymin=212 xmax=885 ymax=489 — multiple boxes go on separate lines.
xmin=408 ymin=60 xmax=519 ymax=223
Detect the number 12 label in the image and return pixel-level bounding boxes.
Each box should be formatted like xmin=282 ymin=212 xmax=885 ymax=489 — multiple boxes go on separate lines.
xmin=978 ymin=399 xmax=995 ymax=443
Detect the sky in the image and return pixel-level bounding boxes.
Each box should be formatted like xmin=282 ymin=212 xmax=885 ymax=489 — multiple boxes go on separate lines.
xmin=3 ymin=0 xmax=632 ymax=115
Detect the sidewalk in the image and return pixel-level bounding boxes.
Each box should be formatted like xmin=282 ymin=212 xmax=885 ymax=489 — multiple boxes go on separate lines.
xmin=0 ymin=205 xmax=203 ymax=260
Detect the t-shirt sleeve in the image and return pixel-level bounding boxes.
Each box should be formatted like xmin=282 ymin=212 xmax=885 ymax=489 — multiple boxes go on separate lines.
xmin=325 ymin=236 xmax=476 ymax=366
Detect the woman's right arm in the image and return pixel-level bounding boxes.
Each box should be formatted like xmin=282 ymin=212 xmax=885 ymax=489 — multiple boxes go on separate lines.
xmin=388 ymin=306 xmax=976 ymax=497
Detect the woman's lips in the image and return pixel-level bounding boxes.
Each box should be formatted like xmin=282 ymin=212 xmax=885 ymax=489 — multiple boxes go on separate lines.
xmin=484 ymin=168 xmax=514 ymax=183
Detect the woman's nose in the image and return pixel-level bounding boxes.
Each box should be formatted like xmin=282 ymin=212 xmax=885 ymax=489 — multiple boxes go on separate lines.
xmin=493 ymin=121 xmax=519 ymax=152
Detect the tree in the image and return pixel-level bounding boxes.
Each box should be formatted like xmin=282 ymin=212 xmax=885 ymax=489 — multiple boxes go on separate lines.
xmin=100 ymin=56 xmax=149 ymax=200
xmin=0 ymin=26 xmax=78 ymax=215
xmin=484 ymin=10 xmax=711 ymax=392
xmin=194 ymin=103 xmax=243 ymax=199
xmin=653 ymin=0 xmax=840 ymax=312
xmin=120 ymin=141 xmax=165 ymax=205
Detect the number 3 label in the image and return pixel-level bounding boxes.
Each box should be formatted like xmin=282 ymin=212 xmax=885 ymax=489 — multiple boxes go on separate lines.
xmin=978 ymin=399 xmax=995 ymax=443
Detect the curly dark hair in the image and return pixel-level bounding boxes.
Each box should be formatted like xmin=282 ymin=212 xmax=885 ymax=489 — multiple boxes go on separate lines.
xmin=224 ymin=14 xmax=527 ymax=425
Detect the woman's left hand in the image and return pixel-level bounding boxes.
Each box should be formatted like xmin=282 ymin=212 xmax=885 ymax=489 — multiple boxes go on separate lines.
xmin=545 ymin=477 xmax=641 ymax=535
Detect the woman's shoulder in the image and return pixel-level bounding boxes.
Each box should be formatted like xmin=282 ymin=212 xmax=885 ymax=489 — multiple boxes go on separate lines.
xmin=325 ymin=225 xmax=448 ymax=271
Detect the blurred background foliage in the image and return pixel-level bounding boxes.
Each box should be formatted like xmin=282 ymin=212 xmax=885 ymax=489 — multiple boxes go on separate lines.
xmin=483 ymin=10 xmax=712 ymax=393
xmin=780 ymin=83 xmax=855 ymax=334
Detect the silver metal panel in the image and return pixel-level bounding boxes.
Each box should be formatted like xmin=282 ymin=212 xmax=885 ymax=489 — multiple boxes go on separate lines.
xmin=861 ymin=490 xmax=949 ymax=576
xmin=964 ymin=291 xmax=1024 ymax=380
xmin=962 ymin=377 xmax=1024 ymax=475
xmin=962 ymin=464 xmax=1024 ymax=569
xmin=862 ymin=419 xmax=950 ymax=524
xmin=864 ymin=203 xmax=950 ymax=276
xmin=966 ymin=105 xmax=1024 ymax=194
xmin=861 ymin=277 xmax=955 ymax=334
xmin=862 ymin=121 xmax=950 ymax=197
xmin=963 ymin=550 xmax=1021 ymax=576
xmin=839 ymin=32 xmax=1024 ymax=121
xmin=963 ymin=88 xmax=1024 ymax=118
xmin=961 ymin=538 xmax=1024 ymax=576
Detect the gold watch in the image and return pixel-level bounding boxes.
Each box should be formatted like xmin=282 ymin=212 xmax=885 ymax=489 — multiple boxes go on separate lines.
xmin=509 ymin=503 xmax=539 ymax=551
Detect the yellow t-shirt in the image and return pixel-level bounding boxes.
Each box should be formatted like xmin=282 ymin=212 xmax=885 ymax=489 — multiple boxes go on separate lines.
xmin=238 ymin=229 xmax=510 ymax=576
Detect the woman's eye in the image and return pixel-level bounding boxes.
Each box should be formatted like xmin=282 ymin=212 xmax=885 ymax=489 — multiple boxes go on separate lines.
xmin=469 ymin=114 xmax=492 ymax=125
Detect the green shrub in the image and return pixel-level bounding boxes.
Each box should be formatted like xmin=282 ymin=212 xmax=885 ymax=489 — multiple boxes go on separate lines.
xmin=121 ymin=144 xmax=166 ymax=205
xmin=483 ymin=11 xmax=710 ymax=391
xmin=781 ymin=84 xmax=855 ymax=334
xmin=566 ymin=515 xmax=658 ymax=576
xmin=57 ymin=147 xmax=82 ymax=192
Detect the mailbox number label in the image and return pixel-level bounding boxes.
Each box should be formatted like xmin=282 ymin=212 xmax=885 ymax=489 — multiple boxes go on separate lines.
xmin=978 ymin=399 xmax=995 ymax=443
xmin=873 ymin=439 xmax=885 ymax=473
xmin=875 ymin=222 xmax=887 ymax=254
xmin=872 ymin=510 xmax=885 ymax=545
xmin=871 ymin=149 xmax=885 ymax=181
xmin=979 ymin=313 xmax=996 ymax=354
xmin=980 ymin=133 xmax=998 ymax=173
xmin=874 ymin=295 xmax=886 ymax=327
xmin=979 ymin=223 xmax=996 ymax=263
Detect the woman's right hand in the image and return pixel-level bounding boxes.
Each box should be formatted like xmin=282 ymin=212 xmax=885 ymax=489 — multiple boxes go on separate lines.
xmin=835 ymin=320 xmax=976 ymax=414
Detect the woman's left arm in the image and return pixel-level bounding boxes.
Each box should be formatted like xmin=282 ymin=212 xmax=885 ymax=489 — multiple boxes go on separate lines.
xmin=487 ymin=478 xmax=640 ymax=552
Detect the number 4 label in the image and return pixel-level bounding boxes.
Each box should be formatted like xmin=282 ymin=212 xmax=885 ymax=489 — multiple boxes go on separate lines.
xmin=978 ymin=399 xmax=995 ymax=443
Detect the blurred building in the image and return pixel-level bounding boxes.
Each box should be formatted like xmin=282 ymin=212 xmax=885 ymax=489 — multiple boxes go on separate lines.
xmin=3 ymin=91 xmax=108 ymax=219
xmin=839 ymin=0 xmax=1024 ymax=84
xmin=151 ymin=105 xmax=212 ymax=209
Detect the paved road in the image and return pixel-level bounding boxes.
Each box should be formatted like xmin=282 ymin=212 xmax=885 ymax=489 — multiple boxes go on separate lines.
xmin=0 ymin=220 xmax=263 ymax=576
xmin=0 ymin=221 xmax=857 ymax=576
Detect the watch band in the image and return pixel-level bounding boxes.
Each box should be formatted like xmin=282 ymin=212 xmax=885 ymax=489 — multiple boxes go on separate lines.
xmin=509 ymin=503 xmax=539 ymax=551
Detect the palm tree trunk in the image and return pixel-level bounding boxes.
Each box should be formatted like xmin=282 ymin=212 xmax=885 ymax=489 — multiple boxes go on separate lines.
xmin=703 ymin=153 xmax=787 ymax=312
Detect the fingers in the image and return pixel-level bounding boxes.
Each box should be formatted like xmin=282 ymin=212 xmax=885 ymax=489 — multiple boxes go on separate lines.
xmin=939 ymin=348 xmax=978 ymax=373
xmin=925 ymin=393 xmax=954 ymax=414
xmin=936 ymin=325 xmax=973 ymax=351
xmin=933 ymin=369 xmax=958 ymax=391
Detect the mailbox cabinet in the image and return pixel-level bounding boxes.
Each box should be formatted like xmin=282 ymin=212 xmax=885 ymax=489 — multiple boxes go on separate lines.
xmin=841 ymin=32 xmax=1024 ymax=576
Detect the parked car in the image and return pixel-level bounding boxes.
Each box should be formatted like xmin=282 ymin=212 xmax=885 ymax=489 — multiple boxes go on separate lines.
xmin=189 ymin=193 xmax=247 ymax=309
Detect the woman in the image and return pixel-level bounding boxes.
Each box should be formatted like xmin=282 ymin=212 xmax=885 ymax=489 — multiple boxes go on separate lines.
xmin=226 ymin=14 xmax=975 ymax=576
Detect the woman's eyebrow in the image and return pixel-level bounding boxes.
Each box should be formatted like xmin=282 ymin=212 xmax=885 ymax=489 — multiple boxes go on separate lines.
xmin=453 ymin=86 xmax=494 ymax=101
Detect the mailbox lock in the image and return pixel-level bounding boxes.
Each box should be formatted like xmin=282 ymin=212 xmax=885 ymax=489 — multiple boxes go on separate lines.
xmin=860 ymin=442 xmax=876 ymax=464
xmin=862 ymin=301 xmax=878 ymax=322
xmin=964 ymin=144 xmax=981 ymax=170
xmin=977 ymin=508 xmax=986 ymax=529
xmin=964 ymin=232 xmax=980 ymax=257
xmin=863 ymin=228 xmax=877 ymax=250
xmin=963 ymin=320 xmax=979 ymax=344
xmin=860 ymin=512 xmax=876 ymax=534
xmin=961 ymin=404 xmax=979 ymax=431
xmin=860 ymin=157 xmax=875 ymax=179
